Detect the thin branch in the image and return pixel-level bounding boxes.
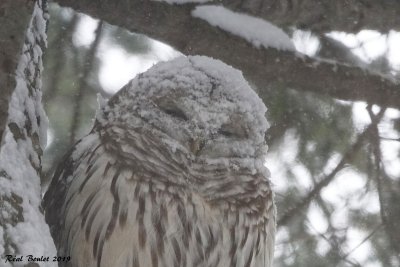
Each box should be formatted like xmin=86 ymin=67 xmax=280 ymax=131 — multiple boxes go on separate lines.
xmin=278 ymin=108 xmax=386 ymax=227
xmin=369 ymin=106 xmax=400 ymax=257
xmin=342 ymin=223 xmax=383 ymax=260
xmin=306 ymin=218 xmax=361 ymax=267
xmin=379 ymin=136 xmax=400 ymax=142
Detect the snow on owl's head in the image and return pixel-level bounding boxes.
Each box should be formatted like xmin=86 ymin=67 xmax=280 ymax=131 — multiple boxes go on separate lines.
xmin=100 ymin=56 xmax=268 ymax=166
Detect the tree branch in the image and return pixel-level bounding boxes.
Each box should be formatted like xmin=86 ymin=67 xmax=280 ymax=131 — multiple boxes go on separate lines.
xmin=220 ymin=0 xmax=400 ymax=33
xmin=54 ymin=0 xmax=400 ymax=109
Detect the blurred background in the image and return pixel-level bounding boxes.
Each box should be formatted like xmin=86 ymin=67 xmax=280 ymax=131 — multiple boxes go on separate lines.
xmin=42 ymin=4 xmax=400 ymax=267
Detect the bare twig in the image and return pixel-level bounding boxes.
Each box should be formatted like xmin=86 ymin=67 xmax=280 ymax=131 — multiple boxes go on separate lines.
xmin=379 ymin=136 xmax=400 ymax=142
xmin=278 ymin=108 xmax=386 ymax=227
xmin=342 ymin=223 xmax=383 ymax=260
xmin=369 ymin=106 xmax=400 ymax=257
xmin=306 ymin=218 xmax=361 ymax=267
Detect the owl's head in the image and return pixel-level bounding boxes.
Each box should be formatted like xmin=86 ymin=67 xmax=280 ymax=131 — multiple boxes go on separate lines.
xmin=100 ymin=56 xmax=268 ymax=169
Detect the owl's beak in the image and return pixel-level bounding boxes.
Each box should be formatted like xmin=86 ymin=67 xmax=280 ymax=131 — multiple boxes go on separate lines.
xmin=189 ymin=138 xmax=205 ymax=156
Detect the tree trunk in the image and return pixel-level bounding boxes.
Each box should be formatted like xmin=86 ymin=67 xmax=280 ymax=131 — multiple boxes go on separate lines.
xmin=0 ymin=0 xmax=57 ymax=265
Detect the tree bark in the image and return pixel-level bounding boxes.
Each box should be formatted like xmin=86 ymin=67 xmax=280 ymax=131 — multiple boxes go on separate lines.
xmin=0 ymin=0 xmax=35 ymax=142
xmin=219 ymin=0 xmax=400 ymax=33
xmin=0 ymin=0 xmax=57 ymax=265
xmin=54 ymin=0 xmax=400 ymax=109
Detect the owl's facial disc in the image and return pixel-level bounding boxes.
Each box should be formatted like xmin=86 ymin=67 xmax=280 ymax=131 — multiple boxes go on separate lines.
xmin=103 ymin=56 xmax=268 ymax=162
xmin=146 ymin=90 xmax=265 ymax=160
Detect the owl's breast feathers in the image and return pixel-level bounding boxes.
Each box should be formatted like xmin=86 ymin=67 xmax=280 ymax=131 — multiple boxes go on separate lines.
xmin=44 ymin=128 xmax=275 ymax=267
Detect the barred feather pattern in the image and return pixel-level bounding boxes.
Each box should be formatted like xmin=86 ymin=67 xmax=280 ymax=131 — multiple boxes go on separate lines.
xmin=44 ymin=126 xmax=275 ymax=267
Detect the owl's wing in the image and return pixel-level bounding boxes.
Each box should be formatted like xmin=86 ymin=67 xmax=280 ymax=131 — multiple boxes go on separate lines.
xmin=43 ymin=147 xmax=75 ymax=247
xmin=264 ymin=198 xmax=276 ymax=267
xmin=43 ymin=132 xmax=101 ymax=249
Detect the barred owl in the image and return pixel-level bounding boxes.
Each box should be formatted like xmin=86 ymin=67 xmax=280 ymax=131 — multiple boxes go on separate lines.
xmin=43 ymin=56 xmax=275 ymax=267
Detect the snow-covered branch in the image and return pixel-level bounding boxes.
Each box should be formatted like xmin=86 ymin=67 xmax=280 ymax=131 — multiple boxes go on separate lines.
xmin=54 ymin=0 xmax=400 ymax=109
xmin=218 ymin=0 xmax=400 ymax=33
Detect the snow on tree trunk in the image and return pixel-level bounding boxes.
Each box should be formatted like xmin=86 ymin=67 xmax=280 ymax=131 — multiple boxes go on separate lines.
xmin=0 ymin=0 xmax=57 ymax=266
